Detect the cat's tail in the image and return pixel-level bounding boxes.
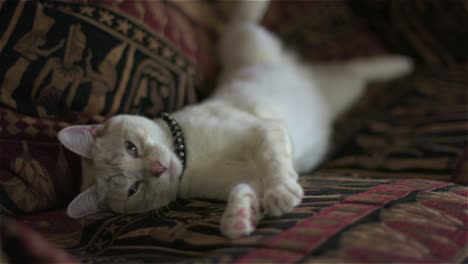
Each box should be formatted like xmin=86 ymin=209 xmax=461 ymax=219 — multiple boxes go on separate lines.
xmin=315 ymin=55 xmax=414 ymax=119
xmin=350 ymin=55 xmax=414 ymax=83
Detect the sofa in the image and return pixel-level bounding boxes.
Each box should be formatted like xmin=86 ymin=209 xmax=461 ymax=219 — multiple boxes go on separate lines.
xmin=1 ymin=0 xmax=467 ymax=263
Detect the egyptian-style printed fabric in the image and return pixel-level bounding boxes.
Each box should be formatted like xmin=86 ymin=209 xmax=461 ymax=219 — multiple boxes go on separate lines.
xmin=0 ymin=1 xmax=199 ymax=118
xmin=0 ymin=0 xmax=388 ymax=214
xmin=0 ymin=218 xmax=79 ymax=263
xmin=326 ymin=66 xmax=468 ymax=184
xmin=1 ymin=1 xmax=468 ymax=263
xmin=349 ymin=0 xmax=468 ymax=65
xmin=0 ymin=176 xmax=411 ymax=260
xmin=304 ymin=186 xmax=468 ymax=263
xmin=1 ymin=176 xmax=466 ymax=263
xmin=0 ymin=108 xmax=107 ymax=214
xmin=0 ymin=0 xmax=216 ymax=213
xmin=238 ymin=179 xmax=467 ymax=264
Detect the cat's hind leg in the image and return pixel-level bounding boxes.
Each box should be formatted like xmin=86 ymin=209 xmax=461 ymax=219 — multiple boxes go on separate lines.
xmin=218 ymin=0 xmax=283 ymax=77
xmin=220 ymin=183 xmax=262 ymax=239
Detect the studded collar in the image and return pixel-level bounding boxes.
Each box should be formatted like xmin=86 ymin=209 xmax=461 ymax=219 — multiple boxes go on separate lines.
xmin=154 ymin=112 xmax=186 ymax=176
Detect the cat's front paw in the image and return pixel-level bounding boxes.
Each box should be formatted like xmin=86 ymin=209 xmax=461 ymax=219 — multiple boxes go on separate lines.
xmin=263 ymin=179 xmax=303 ymax=217
xmin=220 ymin=184 xmax=260 ymax=239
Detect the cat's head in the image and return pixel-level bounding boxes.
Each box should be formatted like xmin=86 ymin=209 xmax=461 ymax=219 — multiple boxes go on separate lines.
xmin=58 ymin=115 xmax=183 ymax=218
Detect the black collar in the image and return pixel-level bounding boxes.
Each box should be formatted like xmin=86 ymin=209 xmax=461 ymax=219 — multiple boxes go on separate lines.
xmin=155 ymin=112 xmax=186 ymax=174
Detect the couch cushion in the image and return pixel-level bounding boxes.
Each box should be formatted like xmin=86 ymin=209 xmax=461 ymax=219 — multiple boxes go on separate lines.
xmin=261 ymin=0 xmax=386 ymax=61
xmin=0 ymin=1 xmax=204 ymax=118
xmin=349 ymin=0 xmax=468 ymax=65
xmin=3 ymin=176 xmax=466 ymax=263
xmin=327 ymin=66 xmax=468 ymax=184
xmin=0 ymin=0 xmax=217 ymax=213
xmin=0 ymin=109 xmax=105 ymax=214
xmin=0 ymin=0 xmax=387 ymax=214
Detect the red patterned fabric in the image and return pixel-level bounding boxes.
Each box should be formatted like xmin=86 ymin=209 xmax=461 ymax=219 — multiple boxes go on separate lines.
xmin=349 ymin=0 xmax=468 ymax=65
xmin=326 ymin=66 xmax=468 ymax=184
xmin=0 ymin=218 xmax=79 ymax=264
xmin=0 ymin=0 xmax=387 ymax=214
xmin=90 ymin=0 xmax=221 ymax=79
xmin=237 ymin=179 xmax=454 ymax=263
xmin=262 ymin=0 xmax=386 ymax=61
xmin=1 ymin=1 xmax=467 ymax=263
xmin=453 ymin=148 xmax=468 ymax=185
xmin=0 ymin=0 xmax=205 ymax=213
xmin=2 ymin=177 xmax=466 ymax=263
xmin=0 ymin=108 xmax=101 ymax=213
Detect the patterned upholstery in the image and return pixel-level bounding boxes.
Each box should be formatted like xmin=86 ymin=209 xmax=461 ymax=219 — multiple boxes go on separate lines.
xmin=0 ymin=0 xmax=207 ymax=213
xmin=0 ymin=1 xmax=200 ymax=117
xmin=2 ymin=176 xmax=466 ymax=263
xmin=326 ymin=66 xmax=468 ymax=184
xmin=0 ymin=0 xmax=385 ymax=214
xmin=0 ymin=0 xmax=467 ymax=263
xmin=349 ymin=0 xmax=468 ymax=65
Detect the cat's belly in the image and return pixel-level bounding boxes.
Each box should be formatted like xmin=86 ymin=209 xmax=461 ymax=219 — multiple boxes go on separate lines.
xmin=179 ymin=161 xmax=260 ymax=200
xmin=214 ymin=64 xmax=333 ymax=173
xmin=175 ymin=103 xmax=262 ymax=200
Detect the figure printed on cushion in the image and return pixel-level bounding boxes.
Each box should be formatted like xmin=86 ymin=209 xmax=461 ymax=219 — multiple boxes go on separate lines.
xmin=6 ymin=141 xmax=56 ymax=211
xmin=0 ymin=4 xmax=64 ymax=109
xmin=129 ymin=67 xmax=174 ymax=115
xmin=32 ymin=24 xmax=86 ymax=116
xmin=58 ymin=0 xmax=413 ymax=239
xmin=81 ymin=43 xmax=127 ymax=114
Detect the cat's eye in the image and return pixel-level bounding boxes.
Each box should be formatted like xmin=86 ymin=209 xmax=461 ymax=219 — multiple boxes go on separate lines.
xmin=128 ymin=181 xmax=141 ymax=197
xmin=125 ymin=140 xmax=138 ymax=157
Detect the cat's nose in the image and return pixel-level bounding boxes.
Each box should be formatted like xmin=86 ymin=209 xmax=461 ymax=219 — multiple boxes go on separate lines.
xmin=151 ymin=161 xmax=166 ymax=177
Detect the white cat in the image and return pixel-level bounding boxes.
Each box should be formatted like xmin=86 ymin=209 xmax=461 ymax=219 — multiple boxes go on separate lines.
xmin=58 ymin=0 xmax=413 ymax=239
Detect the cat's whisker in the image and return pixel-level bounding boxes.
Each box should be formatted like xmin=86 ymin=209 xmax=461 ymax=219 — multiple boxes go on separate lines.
xmin=95 ymin=166 xmax=121 ymax=173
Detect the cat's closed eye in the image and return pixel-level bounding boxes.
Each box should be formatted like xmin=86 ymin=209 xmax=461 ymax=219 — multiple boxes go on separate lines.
xmin=128 ymin=181 xmax=141 ymax=197
xmin=125 ymin=140 xmax=138 ymax=157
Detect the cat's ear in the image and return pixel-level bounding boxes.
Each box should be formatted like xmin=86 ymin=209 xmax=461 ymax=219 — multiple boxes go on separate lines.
xmin=58 ymin=125 xmax=103 ymax=159
xmin=67 ymin=185 xmax=101 ymax=218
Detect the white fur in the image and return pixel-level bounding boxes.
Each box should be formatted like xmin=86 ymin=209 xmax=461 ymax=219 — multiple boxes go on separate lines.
xmin=58 ymin=0 xmax=413 ymax=238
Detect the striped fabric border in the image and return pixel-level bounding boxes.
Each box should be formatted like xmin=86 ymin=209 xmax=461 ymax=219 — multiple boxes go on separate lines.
xmin=235 ymin=179 xmax=453 ymax=263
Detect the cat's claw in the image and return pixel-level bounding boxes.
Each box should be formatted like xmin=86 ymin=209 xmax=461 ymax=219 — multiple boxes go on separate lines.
xmin=220 ymin=184 xmax=260 ymax=239
xmin=263 ymin=179 xmax=303 ymax=217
